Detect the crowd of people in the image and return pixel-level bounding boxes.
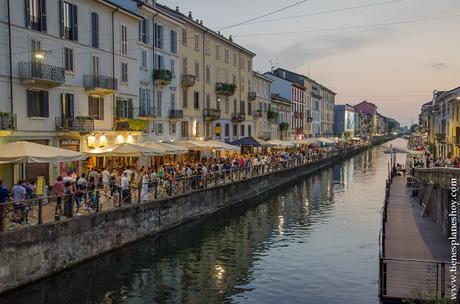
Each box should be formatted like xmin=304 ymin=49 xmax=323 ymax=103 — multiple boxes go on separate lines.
xmin=0 ymin=141 xmax=364 ymax=226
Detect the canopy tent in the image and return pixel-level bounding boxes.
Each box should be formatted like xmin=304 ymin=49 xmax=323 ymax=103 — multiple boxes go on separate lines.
xmin=230 ymin=137 xmax=273 ymax=147
xmin=292 ymin=138 xmax=320 ymax=145
xmin=206 ymin=140 xmax=240 ymax=152
xmin=87 ymin=143 xmax=162 ymax=157
xmin=351 ymin=137 xmax=363 ymax=141
xmin=172 ymin=140 xmax=219 ymax=151
xmin=0 ymin=141 xmax=86 ymax=163
xmin=141 ymin=141 xmax=188 ymax=155
xmin=267 ymin=139 xmax=294 ymax=148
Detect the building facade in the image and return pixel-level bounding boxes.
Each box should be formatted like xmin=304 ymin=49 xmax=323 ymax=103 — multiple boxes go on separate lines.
xmin=252 ymin=72 xmax=272 ymax=139
xmin=334 ymin=104 xmax=355 ymax=138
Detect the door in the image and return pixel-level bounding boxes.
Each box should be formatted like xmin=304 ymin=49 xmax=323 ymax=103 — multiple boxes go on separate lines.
xmin=25 ymin=140 xmax=50 ymax=185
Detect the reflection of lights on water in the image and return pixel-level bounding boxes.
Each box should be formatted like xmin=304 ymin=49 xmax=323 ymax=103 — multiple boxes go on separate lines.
xmin=215 ymin=264 xmax=225 ymax=280
xmin=278 ymin=215 xmax=284 ymax=235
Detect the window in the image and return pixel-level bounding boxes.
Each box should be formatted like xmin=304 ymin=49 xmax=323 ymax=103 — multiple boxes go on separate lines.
xmin=205 ymin=65 xmax=210 ymax=84
xmin=182 ymin=88 xmax=188 ymax=108
xmin=61 ymin=93 xmax=74 ymax=119
xmin=181 ymin=121 xmax=189 ymax=138
xmin=116 ymin=98 xmax=133 ymax=119
xmin=194 ymin=61 xmax=200 ymax=80
xmin=216 ymin=97 xmax=220 ymax=111
xmin=139 ymin=88 xmax=151 ymax=116
xmin=171 ymin=91 xmax=176 ymax=110
xmin=171 ymin=30 xmax=177 ymax=54
xmin=170 ymin=122 xmax=176 ymax=134
xmin=248 ymin=58 xmax=252 ymax=72
xmin=139 ymin=18 xmax=149 ymax=44
xmin=233 ymin=124 xmax=237 ymax=137
xmin=170 ymin=59 xmax=175 ymax=76
xmin=248 ymin=102 xmax=252 ymax=115
xmin=225 ymin=124 xmax=229 ymax=137
xmin=156 ymin=91 xmax=162 ymax=117
xmin=91 ymin=55 xmax=99 ymax=74
xmin=205 ymin=38 xmax=210 ymax=55
xmin=182 ymin=57 xmax=188 ymax=74
xmin=233 ymin=53 xmax=237 ymax=66
xmin=121 ymin=25 xmax=127 ymax=55
xmin=216 ymin=43 xmax=220 ymax=59
xmin=91 ymin=12 xmax=99 ymax=48
xmin=27 ymin=90 xmax=48 ymax=118
xmin=225 ymin=97 xmax=229 ymax=113
xmin=194 ymin=91 xmax=200 ymax=109
xmin=194 ymin=33 xmax=199 ymax=50
xmin=233 ymin=99 xmax=237 ymax=114
xmin=240 ymin=100 xmax=245 ymax=115
xmin=248 ymin=125 xmax=252 ymax=137
xmin=233 ymin=75 xmax=237 ymax=85
xmin=26 ymin=0 xmax=46 ymax=32
xmin=241 ymin=125 xmax=245 ymax=137
xmin=206 ymin=94 xmax=210 ymax=109
xmin=225 ymin=48 xmax=229 ymax=63
xmin=157 ymin=123 xmax=163 ymax=135
xmin=141 ymin=50 xmax=147 ymax=69
xmin=30 ymin=39 xmax=41 ymax=61
xmin=240 ymin=55 xmax=245 ymax=69
xmin=60 ymin=1 xmax=78 ymax=41
xmin=121 ymin=62 xmax=128 ymax=83
xmin=155 ymin=23 xmax=163 ymax=49
xmin=88 ymin=96 xmax=104 ymax=120
xmin=64 ymin=48 xmax=73 ymax=72
xmin=182 ymin=28 xmax=187 ymax=45
xmin=155 ymin=55 xmax=164 ymax=70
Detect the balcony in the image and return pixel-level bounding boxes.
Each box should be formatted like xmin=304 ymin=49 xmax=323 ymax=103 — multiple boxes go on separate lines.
xmin=181 ymin=74 xmax=196 ymax=87
xmin=18 ymin=61 xmax=65 ymax=87
xmin=253 ymin=110 xmax=263 ymax=119
xmin=267 ymin=109 xmax=279 ymax=122
xmin=203 ymin=109 xmax=221 ymax=121
xmin=434 ymin=133 xmax=445 ymax=141
xmin=115 ymin=119 xmax=147 ymax=132
xmin=306 ymin=116 xmax=313 ymax=123
xmin=55 ymin=117 xmax=95 ymax=132
xmin=231 ymin=113 xmax=245 ymax=123
xmin=84 ymin=74 xmax=118 ymax=95
xmin=170 ymin=109 xmax=184 ymax=119
xmin=0 ymin=113 xmax=16 ymax=130
xmin=248 ymin=91 xmax=257 ymax=101
xmin=154 ymin=69 xmax=173 ymax=86
xmin=216 ymin=82 xmax=236 ymax=96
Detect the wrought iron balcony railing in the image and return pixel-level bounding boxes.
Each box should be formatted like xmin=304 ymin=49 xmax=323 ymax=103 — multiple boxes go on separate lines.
xmin=154 ymin=69 xmax=173 ymax=85
xmin=216 ymin=82 xmax=236 ymax=96
xmin=231 ymin=113 xmax=245 ymax=123
xmin=0 ymin=113 xmax=17 ymax=130
xmin=55 ymin=117 xmax=95 ymax=132
xmin=18 ymin=61 xmax=65 ymax=85
xmin=248 ymin=91 xmax=257 ymax=101
xmin=169 ymin=109 xmax=184 ymax=119
xmin=84 ymin=74 xmax=118 ymax=93
xmin=203 ymin=109 xmax=221 ymax=121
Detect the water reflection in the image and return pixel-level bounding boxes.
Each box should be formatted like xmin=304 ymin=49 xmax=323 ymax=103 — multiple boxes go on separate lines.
xmin=1 ymin=141 xmax=403 ymax=304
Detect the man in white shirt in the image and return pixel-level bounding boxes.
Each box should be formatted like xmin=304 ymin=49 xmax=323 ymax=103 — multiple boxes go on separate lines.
xmin=102 ymin=169 xmax=110 ymax=195
xmin=120 ymin=172 xmax=131 ymax=204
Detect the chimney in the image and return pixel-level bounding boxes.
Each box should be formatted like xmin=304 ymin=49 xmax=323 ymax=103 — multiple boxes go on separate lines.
xmin=188 ymin=11 xmax=192 ymax=19
xmin=229 ymin=35 xmax=233 ymax=42
xmin=200 ymin=20 xmax=203 ymax=25
xmin=176 ymin=6 xmax=179 ymax=12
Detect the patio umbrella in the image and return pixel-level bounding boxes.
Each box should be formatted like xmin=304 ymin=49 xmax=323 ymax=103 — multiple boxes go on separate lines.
xmin=206 ymin=140 xmax=240 ymax=152
xmin=267 ymin=139 xmax=294 ymax=148
xmin=173 ymin=140 xmax=217 ymax=151
xmin=0 ymin=141 xmax=86 ymax=163
xmin=87 ymin=143 xmax=162 ymax=157
xmin=230 ymin=137 xmax=273 ymax=147
xmin=141 ymin=142 xmax=188 ymax=155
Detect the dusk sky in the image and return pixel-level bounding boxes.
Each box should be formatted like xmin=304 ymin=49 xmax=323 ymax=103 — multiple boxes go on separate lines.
xmin=159 ymin=0 xmax=460 ymax=126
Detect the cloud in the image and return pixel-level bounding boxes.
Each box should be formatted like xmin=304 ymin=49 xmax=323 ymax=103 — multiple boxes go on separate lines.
xmin=430 ymin=62 xmax=449 ymax=71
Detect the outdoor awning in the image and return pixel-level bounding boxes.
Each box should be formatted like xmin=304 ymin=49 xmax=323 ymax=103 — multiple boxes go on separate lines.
xmin=141 ymin=141 xmax=188 ymax=155
xmin=267 ymin=139 xmax=294 ymax=147
xmin=87 ymin=143 xmax=162 ymax=157
xmin=230 ymin=137 xmax=273 ymax=147
xmin=0 ymin=141 xmax=86 ymax=163
xmin=173 ymin=140 xmax=217 ymax=151
xmin=206 ymin=140 xmax=240 ymax=151
xmin=318 ymin=137 xmax=336 ymax=145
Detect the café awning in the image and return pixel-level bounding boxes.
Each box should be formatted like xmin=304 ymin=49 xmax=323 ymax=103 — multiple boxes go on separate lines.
xmin=0 ymin=141 xmax=86 ymax=163
xmin=318 ymin=137 xmax=336 ymax=145
xmin=267 ymin=139 xmax=294 ymax=147
xmin=206 ymin=140 xmax=240 ymax=151
xmin=87 ymin=143 xmax=162 ymax=157
xmin=173 ymin=140 xmax=217 ymax=151
xmin=141 ymin=141 xmax=188 ymax=155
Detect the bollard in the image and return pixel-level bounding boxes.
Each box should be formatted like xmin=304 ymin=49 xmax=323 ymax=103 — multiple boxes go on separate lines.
xmin=0 ymin=203 xmax=5 ymax=232
xmin=118 ymin=188 xmax=122 ymax=207
xmin=38 ymin=199 xmax=43 ymax=224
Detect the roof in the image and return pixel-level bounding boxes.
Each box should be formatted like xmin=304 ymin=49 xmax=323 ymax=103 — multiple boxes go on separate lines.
xmin=271 ymin=93 xmax=291 ymax=104
xmin=98 ymin=0 xmax=143 ymax=19
xmin=230 ymin=137 xmax=272 ymax=147
xmin=156 ymin=3 xmax=256 ymax=57
xmin=253 ymin=71 xmax=273 ymax=83
xmin=273 ymin=67 xmax=337 ymax=95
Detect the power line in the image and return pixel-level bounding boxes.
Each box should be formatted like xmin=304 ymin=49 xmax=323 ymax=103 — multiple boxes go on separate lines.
xmin=233 ymin=13 xmax=460 ymax=37
xmin=236 ymin=0 xmax=405 ymax=26
xmin=217 ymin=0 xmax=310 ymax=31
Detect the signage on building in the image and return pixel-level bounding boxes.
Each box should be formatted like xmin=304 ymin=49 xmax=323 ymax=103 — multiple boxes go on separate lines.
xmin=60 ymin=139 xmax=80 ymax=146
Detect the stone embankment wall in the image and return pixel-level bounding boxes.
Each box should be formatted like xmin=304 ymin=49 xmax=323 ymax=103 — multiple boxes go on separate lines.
xmin=0 ymin=140 xmax=389 ymax=294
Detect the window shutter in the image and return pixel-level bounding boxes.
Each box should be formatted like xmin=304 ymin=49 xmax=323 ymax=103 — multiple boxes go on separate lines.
xmin=68 ymin=94 xmax=75 ymax=119
xmin=145 ymin=20 xmax=150 ymax=44
xmin=59 ymin=0 xmax=64 ymax=38
xmin=42 ymin=91 xmax=49 ymax=117
xmin=138 ymin=21 xmax=142 ymax=42
xmin=88 ymin=96 xmax=93 ymax=117
xmin=40 ymin=0 xmax=47 ymax=32
xmin=72 ymin=4 xmax=78 ymax=41
xmin=127 ymin=100 xmax=133 ymax=119
xmin=91 ymin=13 xmax=99 ymax=48
xmin=25 ymin=0 xmax=31 ymax=28
xmin=116 ymin=99 xmax=123 ymax=118
xmin=27 ymin=90 xmax=34 ymax=117
xmin=99 ymin=98 xmax=104 ymax=120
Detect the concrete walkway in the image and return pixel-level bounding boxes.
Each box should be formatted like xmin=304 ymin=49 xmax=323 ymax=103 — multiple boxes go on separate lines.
xmin=382 ymin=175 xmax=454 ymax=300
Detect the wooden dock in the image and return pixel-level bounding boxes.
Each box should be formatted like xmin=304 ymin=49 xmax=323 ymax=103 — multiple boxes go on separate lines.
xmin=380 ymin=175 xmax=457 ymax=302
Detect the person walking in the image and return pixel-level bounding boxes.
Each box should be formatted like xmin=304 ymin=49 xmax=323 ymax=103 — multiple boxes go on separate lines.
xmin=121 ymin=172 xmax=131 ymax=204
xmin=53 ymin=176 xmax=64 ymax=219
xmin=141 ymin=170 xmax=149 ymax=203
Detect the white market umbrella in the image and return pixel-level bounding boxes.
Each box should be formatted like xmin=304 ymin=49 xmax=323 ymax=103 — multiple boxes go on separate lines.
xmin=0 ymin=141 xmax=85 ymax=163
xmin=87 ymin=143 xmax=162 ymax=157
xmin=267 ymin=139 xmax=294 ymax=148
xmin=141 ymin=141 xmax=188 ymax=155
xmin=206 ymin=140 xmax=240 ymax=152
xmin=173 ymin=140 xmax=217 ymax=151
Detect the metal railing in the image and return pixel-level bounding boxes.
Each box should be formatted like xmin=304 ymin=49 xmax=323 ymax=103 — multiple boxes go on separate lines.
xmin=55 ymin=117 xmax=95 ymax=132
xmin=203 ymin=109 xmax=221 ymax=121
xmin=170 ymin=109 xmax=184 ymax=119
xmin=231 ymin=113 xmax=245 ymax=123
xmin=18 ymin=61 xmax=65 ymax=83
xmin=0 ymin=145 xmax=369 ymax=233
xmin=413 ymin=168 xmax=460 ymax=189
xmin=0 ymin=113 xmax=16 ymax=130
xmin=181 ymin=74 xmax=196 ymax=87
xmin=83 ymin=74 xmax=118 ymax=91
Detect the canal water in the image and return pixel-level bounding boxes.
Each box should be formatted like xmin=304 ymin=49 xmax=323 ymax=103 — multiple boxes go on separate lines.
xmin=1 ymin=139 xmax=407 ymax=304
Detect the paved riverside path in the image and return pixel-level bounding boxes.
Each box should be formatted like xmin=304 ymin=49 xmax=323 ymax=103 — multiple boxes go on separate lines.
xmin=382 ymin=175 xmax=454 ymax=300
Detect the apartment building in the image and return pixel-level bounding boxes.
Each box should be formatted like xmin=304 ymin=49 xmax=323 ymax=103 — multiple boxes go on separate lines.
xmin=157 ymin=5 xmax=256 ymax=142
xmin=334 ymin=104 xmax=355 ymax=138
xmin=264 ymin=72 xmax=293 ymax=139
xmin=0 ymin=0 xmax=141 ymax=183
xmin=291 ymin=82 xmax=306 ymax=139
xmin=321 ymin=87 xmax=336 ymax=136
xmin=252 ymin=72 xmax=272 ymax=139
